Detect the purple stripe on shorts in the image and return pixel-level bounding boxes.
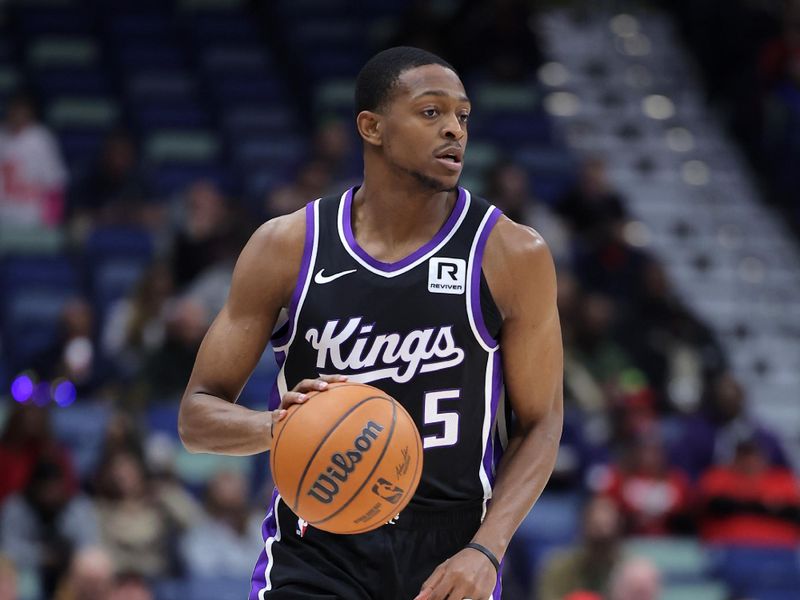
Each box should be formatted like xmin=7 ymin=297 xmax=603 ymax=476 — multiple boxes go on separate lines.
xmin=492 ymin=556 xmax=505 ymax=599
xmin=470 ymin=207 xmax=502 ymax=348
xmin=341 ymin=186 xmax=467 ymax=272
xmin=272 ymin=201 xmax=316 ymax=347
xmin=481 ymin=351 xmax=504 ymax=486
xmin=249 ymin=488 xmax=280 ymax=599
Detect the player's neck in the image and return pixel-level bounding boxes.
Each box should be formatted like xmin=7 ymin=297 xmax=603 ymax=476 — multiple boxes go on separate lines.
xmin=352 ymin=177 xmax=457 ymax=262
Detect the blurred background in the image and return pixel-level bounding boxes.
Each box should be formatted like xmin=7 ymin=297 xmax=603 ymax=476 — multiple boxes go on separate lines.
xmin=0 ymin=0 xmax=799 ymax=599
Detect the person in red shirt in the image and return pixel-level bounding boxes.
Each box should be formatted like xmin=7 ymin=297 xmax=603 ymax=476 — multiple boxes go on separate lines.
xmin=0 ymin=403 xmax=76 ymax=504
xmin=698 ymin=438 xmax=800 ymax=547
xmin=601 ymin=433 xmax=692 ymax=536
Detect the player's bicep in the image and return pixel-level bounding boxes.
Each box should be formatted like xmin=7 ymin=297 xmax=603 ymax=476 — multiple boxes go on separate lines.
xmin=486 ymin=218 xmax=564 ymax=431
xmin=185 ymin=215 xmax=303 ymax=402
xmin=501 ymin=302 xmax=563 ymax=431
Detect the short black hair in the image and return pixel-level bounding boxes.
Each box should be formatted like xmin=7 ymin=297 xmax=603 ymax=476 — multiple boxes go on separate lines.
xmin=354 ymin=46 xmax=458 ymax=115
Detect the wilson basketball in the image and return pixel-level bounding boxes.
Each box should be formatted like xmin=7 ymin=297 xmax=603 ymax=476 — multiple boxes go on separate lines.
xmin=270 ymin=382 xmax=423 ymax=534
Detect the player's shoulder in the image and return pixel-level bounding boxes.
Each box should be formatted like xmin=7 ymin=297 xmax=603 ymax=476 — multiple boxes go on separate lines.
xmin=250 ymin=205 xmax=308 ymax=255
xmin=486 ymin=212 xmax=552 ymax=270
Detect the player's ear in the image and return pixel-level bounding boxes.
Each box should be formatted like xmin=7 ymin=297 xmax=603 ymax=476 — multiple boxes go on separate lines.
xmin=356 ymin=110 xmax=382 ymax=147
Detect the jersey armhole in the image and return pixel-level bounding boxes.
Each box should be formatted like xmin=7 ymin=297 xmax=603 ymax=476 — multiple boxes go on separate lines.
xmin=479 ymin=271 xmax=502 ymax=340
xmin=271 ymin=200 xmax=319 ymax=350
xmin=467 ymin=206 xmax=503 ymax=351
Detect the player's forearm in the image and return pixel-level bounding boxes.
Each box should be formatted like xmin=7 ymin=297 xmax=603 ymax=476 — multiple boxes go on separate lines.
xmin=178 ymin=391 xmax=274 ymax=456
xmin=471 ymin=406 xmax=562 ymax=559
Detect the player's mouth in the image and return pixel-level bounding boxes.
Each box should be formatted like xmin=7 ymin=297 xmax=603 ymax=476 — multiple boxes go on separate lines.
xmin=434 ymin=146 xmax=463 ymax=172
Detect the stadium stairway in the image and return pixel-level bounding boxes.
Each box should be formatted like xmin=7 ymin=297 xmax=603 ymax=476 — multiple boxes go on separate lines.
xmin=538 ymin=6 xmax=800 ymax=469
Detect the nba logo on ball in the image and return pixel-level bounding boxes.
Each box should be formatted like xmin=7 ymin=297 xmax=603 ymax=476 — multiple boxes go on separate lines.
xmin=428 ymin=257 xmax=466 ymax=294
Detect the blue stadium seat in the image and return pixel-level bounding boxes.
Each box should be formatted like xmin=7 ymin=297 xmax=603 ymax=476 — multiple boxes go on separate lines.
xmin=155 ymin=577 xmax=247 ymax=600
xmin=105 ymin=13 xmax=173 ymax=39
xmin=222 ymin=105 xmax=297 ymax=138
xmin=509 ymin=491 xmax=583 ymax=593
xmin=18 ymin=7 xmax=92 ymax=35
xmin=0 ymin=256 xmax=80 ymax=372
xmin=212 ymin=75 xmax=287 ymax=104
xmin=149 ymin=164 xmax=232 ymax=197
xmin=51 ymin=402 xmax=112 ymax=478
xmin=132 ymin=103 xmax=212 ymax=130
xmin=188 ymin=13 xmax=259 ymax=42
xmin=710 ymin=546 xmax=800 ymax=595
xmin=116 ymin=45 xmax=186 ymax=69
xmin=84 ymin=228 xmax=154 ymax=320
xmin=232 ymin=137 xmax=307 ymax=169
xmin=34 ymin=69 xmax=110 ymax=96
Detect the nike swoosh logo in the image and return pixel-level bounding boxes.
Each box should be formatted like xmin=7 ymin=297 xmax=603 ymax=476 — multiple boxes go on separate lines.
xmin=314 ymin=268 xmax=357 ymax=284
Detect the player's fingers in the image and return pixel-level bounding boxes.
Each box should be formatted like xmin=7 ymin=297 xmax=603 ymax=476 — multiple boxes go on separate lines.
xmin=279 ymin=391 xmax=309 ymax=409
xmin=414 ymin=564 xmax=447 ymax=600
xmin=318 ymin=373 xmax=348 ymax=383
xmin=291 ymin=377 xmax=333 ymax=393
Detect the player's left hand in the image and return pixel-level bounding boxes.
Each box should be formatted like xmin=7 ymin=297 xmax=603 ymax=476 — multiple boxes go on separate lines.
xmin=413 ymin=547 xmax=497 ymax=600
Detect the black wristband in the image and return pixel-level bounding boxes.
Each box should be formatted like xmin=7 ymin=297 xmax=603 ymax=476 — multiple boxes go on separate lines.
xmin=464 ymin=542 xmax=500 ymax=573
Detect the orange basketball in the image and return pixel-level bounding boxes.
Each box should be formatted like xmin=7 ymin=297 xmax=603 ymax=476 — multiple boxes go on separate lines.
xmin=270 ymin=382 xmax=423 ymax=534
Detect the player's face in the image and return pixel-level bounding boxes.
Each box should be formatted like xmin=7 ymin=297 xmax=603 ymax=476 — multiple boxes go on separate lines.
xmin=381 ymin=64 xmax=470 ymax=192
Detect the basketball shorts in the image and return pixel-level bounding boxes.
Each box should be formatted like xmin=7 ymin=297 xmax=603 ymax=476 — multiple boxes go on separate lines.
xmin=249 ymin=493 xmax=503 ymax=599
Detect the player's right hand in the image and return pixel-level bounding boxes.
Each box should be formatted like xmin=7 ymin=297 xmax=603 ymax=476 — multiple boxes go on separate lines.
xmin=272 ymin=374 xmax=349 ymax=422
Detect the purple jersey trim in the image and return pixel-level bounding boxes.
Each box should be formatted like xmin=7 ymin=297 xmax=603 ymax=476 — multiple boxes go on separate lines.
xmin=470 ymin=207 xmax=502 ymax=349
xmin=482 ymin=351 xmax=504 ymax=486
xmin=250 ymin=488 xmax=280 ymax=599
xmin=491 ymin=557 xmax=505 ymax=599
xmin=341 ymin=186 xmax=467 ymax=272
xmin=272 ymin=201 xmax=316 ymax=348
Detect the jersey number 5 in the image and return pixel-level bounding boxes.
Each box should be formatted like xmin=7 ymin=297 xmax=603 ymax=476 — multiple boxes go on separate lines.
xmin=422 ymin=390 xmax=460 ymax=449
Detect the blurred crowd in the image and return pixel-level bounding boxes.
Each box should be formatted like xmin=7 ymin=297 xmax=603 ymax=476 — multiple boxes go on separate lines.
xmin=664 ymin=0 xmax=800 ymax=236
xmin=1 ymin=1 xmax=799 ymax=600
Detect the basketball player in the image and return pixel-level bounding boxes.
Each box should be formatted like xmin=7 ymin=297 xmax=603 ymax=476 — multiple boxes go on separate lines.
xmin=179 ymin=46 xmax=563 ymax=600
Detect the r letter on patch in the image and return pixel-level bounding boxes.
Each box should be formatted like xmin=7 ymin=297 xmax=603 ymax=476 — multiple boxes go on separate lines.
xmin=428 ymin=257 xmax=466 ymax=295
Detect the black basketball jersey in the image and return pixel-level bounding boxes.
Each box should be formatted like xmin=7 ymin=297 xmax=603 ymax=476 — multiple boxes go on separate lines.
xmin=267 ymin=186 xmax=509 ymax=514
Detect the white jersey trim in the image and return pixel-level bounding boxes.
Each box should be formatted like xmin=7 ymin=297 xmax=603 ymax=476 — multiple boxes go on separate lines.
xmin=273 ymin=199 xmax=320 ymax=353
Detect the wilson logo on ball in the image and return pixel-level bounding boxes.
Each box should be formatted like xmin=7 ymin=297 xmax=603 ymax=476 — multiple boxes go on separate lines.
xmin=307 ymin=421 xmax=385 ymax=504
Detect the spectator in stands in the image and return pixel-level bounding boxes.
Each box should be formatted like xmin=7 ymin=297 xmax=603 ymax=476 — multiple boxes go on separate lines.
xmin=0 ymin=453 xmax=99 ymax=597
xmin=600 ymin=432 xmax=692 ymax=536
xmin=103 ymin=262 xmax=175 ymax=380
xmin=93 ymin=450 xmax=178 ymax=578
xmin=484 ymin=160 xmax=570 ymax=264
xmin=570 ymin=293 xmax=635 ymax=393
xmin=69 ymin=130 xmax=152 ymax=230
xmin=618 ymin=262 xmax=725 ymax=412
xmin=608 ymin=557 xmax=661 ymax=600
xmin=0 ymin=403 xmax=76 ymax=504
xmin=109 ymin=573 xmax=153 ymax=600
xmin=698 ymin=437 xmax=800 ymax=547
xmin=758 ymin=0 xmax=800 ymax=225
xmin=451 ymin=0 xmax=544 ymax=81
xmin=313 ymin=118 xmax=358 ymax=183
xmin=536 ymin=496 xmax=624 ymax=600
xmin=0 ymin=92 xmax=67 ymax=229
xmin=669 ymin=372 xmax=789 ymax=479
xmin=172 ymin=180 xmax=245 ymax=289
xmin=180 ymin=470 xmax=263 ymax=577
xmin=53 ymin=546 xmax=114 ymax=600
xmin=134 ymin=296 xmax=209 ymax=403
xmin=143 ymin=433 xmax=202 ymax=533
xmin=31 ymin=297 xmax=104 ymax=397
xmin=0 ymin=555 xmax=17 ymax=600
xmin=265 ymin=158 xmax=333 ymax=218
xmin=556 ymin=158 xmax=627 ymax=242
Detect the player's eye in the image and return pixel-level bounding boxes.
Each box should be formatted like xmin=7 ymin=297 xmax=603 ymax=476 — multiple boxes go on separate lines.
xmin=459 ymin=113 xmax=469 ymax=123
xmin=422 ymin=108 xmax=439 ymax=118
